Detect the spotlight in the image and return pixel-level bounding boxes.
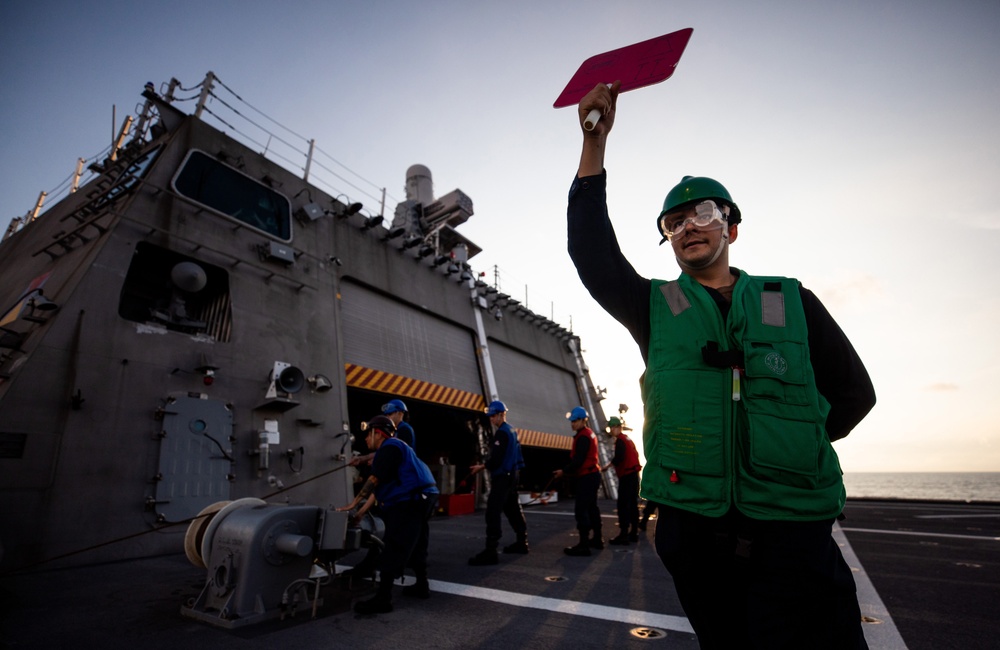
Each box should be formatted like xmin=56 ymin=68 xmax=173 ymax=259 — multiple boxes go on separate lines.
xmin=361 ymin=215 xmax=383 ymax=231
xmin=26 ymin=291 xmax=59 ymax=313
xmin=16 ymin=289 xmax=59 ymax=323
xmin=382 ymin=227 xmax=406 ymax=241
xmin=335 ymin=198 xmax=363 ymax=218
xmin=308 ymin=374 xmax=333 ymax=392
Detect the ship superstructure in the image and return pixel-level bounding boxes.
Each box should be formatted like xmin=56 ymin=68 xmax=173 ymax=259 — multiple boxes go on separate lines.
xmin=0 ymin=73 xmax=610 ymax=573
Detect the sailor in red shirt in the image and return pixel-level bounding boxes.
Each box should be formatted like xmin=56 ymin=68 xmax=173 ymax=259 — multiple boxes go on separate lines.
xmin=553 ymin=406 xmax=604 ymax=556
xmin=602 ymin=416 xmax=642 ymax=545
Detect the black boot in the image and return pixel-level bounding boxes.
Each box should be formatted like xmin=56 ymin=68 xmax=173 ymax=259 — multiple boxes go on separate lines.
xmin=468 ymin=547 xmax=499 ymax=566
xmin=354 ymin=580 xmax=393 ymax=614
xmin=563 ymin=542 xmax=591 ymax=556
xmin=503 ymin=537 xmax=529 ymax=554
xmin=589 ymin=530 xmax=605 ymax=549
xmin=609 ymin=532 xmax=630 ymax=545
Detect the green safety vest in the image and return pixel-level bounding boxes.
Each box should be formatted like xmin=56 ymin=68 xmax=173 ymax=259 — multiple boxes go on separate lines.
xmin=640 ymin=270 xmax=845 ymax=520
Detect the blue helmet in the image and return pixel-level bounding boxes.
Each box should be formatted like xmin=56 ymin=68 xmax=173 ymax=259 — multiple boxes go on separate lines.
xmin=566 ymin=406 xmax=588 ymax=421
xmin=381 ymin=399 xmax=408 ymax=415
xmin=485 ymin=400 xmax=507 ymax=416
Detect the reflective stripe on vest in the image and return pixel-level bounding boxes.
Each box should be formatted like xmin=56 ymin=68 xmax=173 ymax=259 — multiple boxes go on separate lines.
xmin=659 ymin=281 xmax=691 ymax=316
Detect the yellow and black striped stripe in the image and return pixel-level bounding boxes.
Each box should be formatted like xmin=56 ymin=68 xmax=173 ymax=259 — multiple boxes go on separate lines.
xmin=345 ymin=363 xmax=486 ymax=411
xmin=515 ymin=429 xmax=573 ymax=451
xmin=344 ymin=363 xmax=572 ymax=451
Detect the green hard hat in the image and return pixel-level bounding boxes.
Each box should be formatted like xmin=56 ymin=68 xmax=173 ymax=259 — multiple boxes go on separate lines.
xmin=659 ymin=176 xmax=742 ymax=226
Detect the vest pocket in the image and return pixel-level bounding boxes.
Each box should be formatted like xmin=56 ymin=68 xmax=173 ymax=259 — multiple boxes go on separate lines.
xmin=742 ymin=340 xmax=809 ymax=406
xmin=653 ymin=377 xmax=726 ymax=478
xmin=746 ymin=411 xmax=821 ymax=486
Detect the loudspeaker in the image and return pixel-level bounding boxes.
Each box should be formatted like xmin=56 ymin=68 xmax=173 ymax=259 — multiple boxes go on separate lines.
xmin=267 ymin=361 xmax=305 ymax=398
xmin=276 ymin=366 xmax=305 ymax=394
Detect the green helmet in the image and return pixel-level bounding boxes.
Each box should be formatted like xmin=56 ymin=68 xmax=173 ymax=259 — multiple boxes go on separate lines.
xmin=658 ymin=176 xmax=742 ymax=237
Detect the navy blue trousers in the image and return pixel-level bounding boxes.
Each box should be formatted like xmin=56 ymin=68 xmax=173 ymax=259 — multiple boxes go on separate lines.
xmin=573 ymin=472 xmax=603 ymax=536
xmin=654 ymin=505 xmax=868 ymax=649
xmin=484 ymin=471 xmax=527 ymax=547
xmin=378 ymin=493 xmax=437 ymax=582
xmin=615 ymin=471 xmax=640 ymax=535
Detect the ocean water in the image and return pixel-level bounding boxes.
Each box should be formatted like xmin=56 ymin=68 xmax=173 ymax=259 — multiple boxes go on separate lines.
xmin=843 ymin=472 xmax=1000 ymax=502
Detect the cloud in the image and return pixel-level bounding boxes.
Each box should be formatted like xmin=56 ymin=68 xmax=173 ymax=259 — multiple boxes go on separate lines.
xmin=925 ymin=382 xmax=959 ymax=392
xmin=968 ymin=212 xmax=1000 ymax=231
xmin=807 ymin=271 xmax=884 ymax=311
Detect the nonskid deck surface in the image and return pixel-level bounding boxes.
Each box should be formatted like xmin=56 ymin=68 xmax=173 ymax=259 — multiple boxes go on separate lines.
xmin=2 ymin=499 xmax=695 ymax=650
xmin=3 ymin=499 xmax=994 ymax=649
xmin=840 ymin=500 xmax=1000 ymax=650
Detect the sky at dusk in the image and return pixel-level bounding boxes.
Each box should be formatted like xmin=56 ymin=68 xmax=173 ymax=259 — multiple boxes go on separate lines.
xmin=2 ymin=0 xmax=998 ymax=472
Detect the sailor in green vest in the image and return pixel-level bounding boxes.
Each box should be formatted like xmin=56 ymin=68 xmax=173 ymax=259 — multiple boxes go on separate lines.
xmin=566 ymin=81 xmax=876 ymax=649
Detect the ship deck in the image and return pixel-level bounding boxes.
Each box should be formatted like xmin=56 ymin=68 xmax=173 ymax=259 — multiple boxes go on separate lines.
xmin=1 ymin=498 xmax=997 ymax=649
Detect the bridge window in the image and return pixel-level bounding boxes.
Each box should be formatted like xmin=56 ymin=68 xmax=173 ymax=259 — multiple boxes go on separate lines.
xmin=172 ymin=149 xmax=291 ymax=241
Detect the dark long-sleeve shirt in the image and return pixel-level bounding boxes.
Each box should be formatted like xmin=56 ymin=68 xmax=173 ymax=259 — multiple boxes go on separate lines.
xmin=611 ymin=437 xmax=627 ymax=466
xmin=371 ymin=442 xmax=404 ymax=484
xmin=484 ymin=424 xmax=512 ymax=474
xmin=567 ymin=172 xmax=875 ymax=441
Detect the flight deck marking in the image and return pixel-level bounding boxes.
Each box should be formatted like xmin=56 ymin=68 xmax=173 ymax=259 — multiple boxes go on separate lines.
xmin=840 ymin=527 xmax=1000 ymax=542
xmin=525 ymin=510 xmax=624 ymax=519
xmin=915 ymin=513 xmax=1000 ymax=519
xmin=834 ymin=524 xmax=909 ymax=650
xmin=425 ymin=579 xmax=695 ymax=635
xmin=417 ymin=513 xmax=908 ymax=646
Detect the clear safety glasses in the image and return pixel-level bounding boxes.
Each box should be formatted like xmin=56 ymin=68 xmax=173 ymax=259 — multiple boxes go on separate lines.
xmin=659 ymin=200 xmax=727 ymax=241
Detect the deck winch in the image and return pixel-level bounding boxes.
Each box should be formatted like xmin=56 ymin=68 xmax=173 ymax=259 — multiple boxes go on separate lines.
xmin=181 ymin=498 xmax=383 ymax=628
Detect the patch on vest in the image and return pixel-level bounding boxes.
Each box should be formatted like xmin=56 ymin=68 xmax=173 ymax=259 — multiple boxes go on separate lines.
xmin=761 ymin=290 xmax=786 ymax=327
xmin=764 ymin=351 xmax=788 ymax=375
xmin=660 ymin=282 xmax=691 ymax=316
